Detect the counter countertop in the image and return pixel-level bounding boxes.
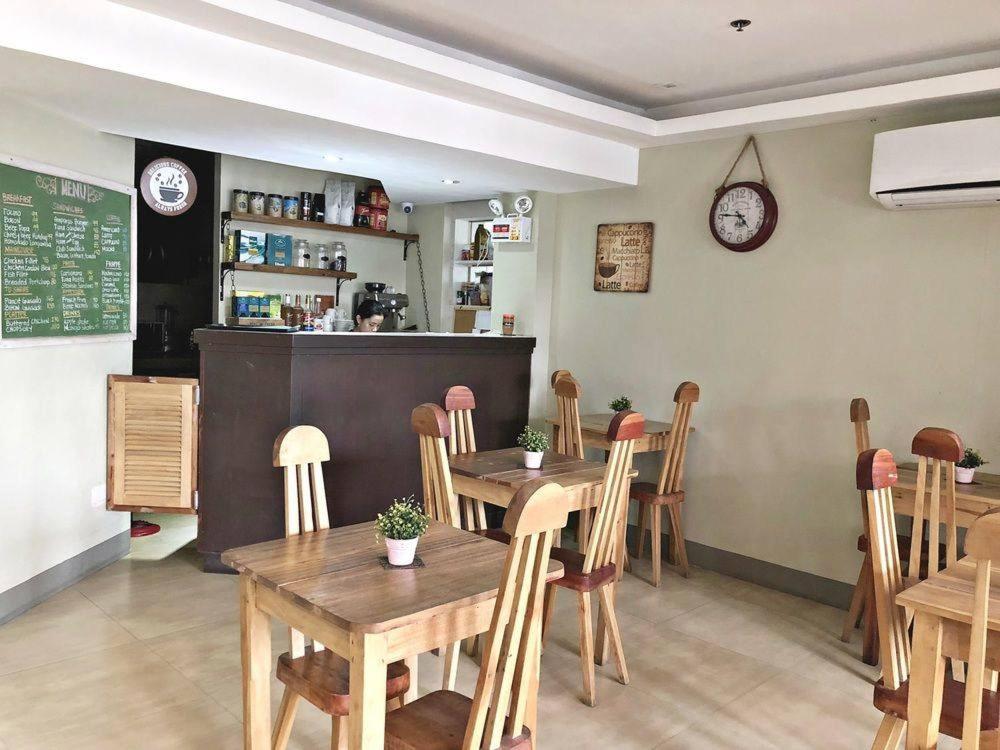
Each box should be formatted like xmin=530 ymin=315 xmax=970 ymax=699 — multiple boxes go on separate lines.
xmin=194 ymin=328 xmax=535 ymax=351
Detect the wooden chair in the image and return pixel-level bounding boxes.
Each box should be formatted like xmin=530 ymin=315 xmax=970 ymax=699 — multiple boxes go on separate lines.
xmin=841 ymin=397 xmax=880 ymax=664
xmin=412 ymin=404 xmax=467 ymax=691
xmin=629 ymin=381 xmax=698 ymax=584
xmin=270 ymin=426 xmax=410 ymax=750
xmin=553 ymin=374 xmax=590 ymax=547
xmin=908 ymin=426 xmax=963 ymax=580
xmin=442 ymin=386 xmax=488 ymax=533
xmin=860 ymin=447 xmax=1000 ymax=750
xmin=541 ymin=410 xmax=642 ymax=707
xmin=962 ymin=509 xmax=1000 ymax=750
xmin=384 ymin=478 xmax=569 ymax=750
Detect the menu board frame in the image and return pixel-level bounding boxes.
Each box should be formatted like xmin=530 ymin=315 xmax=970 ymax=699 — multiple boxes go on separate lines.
xmin=0 ymin=153 xmax=137 ymax=348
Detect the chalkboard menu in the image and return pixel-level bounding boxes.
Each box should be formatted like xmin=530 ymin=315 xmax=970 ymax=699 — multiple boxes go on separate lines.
xmin=0 ymin=157 xmax=134 ymax=342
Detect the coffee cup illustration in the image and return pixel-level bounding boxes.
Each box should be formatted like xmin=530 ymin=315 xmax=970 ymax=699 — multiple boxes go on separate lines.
xmin=158 ymin=186 xmax=183 ymax=203
xmin=598 ymin=260 xmax=619 ymax=278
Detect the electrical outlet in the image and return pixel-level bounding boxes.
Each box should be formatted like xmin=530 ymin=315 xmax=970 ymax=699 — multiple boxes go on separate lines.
xmin=91 ymin=483 xmax=107 ymax=508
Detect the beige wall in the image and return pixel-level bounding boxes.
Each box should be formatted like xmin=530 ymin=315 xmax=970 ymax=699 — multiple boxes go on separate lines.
xmin=0 ymin=102 xmax=133 ymax=592
xmin=549 ymin=105 xmax=1000 ymax=585
xmin=217 ymin=156 xmax=409 ymax=321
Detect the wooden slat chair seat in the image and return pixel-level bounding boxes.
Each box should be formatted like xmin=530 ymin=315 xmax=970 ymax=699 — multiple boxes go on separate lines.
xmin=271 ymin=425 xmax=410 ymax=750
xmin=542 ymin=410 xmax=641 ymax=707
xmin=859 ymin=447 xmax=998 ymax=750
xmin=413 ymin=403 xmax=466 ymax=692
xmin=552 ymin=372 xmax=589 ymax=547
xmin=630 ymin=381 xmax=699 ymax=584
xmin=385 ymin=479 xmax=569 ymax=750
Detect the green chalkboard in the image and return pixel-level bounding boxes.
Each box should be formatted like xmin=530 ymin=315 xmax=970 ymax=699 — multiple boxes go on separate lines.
xmin=0 ymin=157 xmax=134 ymax=341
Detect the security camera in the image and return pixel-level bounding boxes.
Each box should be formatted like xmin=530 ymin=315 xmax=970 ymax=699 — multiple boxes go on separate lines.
xmin=401 ymin=202 xmax=414 ymax=214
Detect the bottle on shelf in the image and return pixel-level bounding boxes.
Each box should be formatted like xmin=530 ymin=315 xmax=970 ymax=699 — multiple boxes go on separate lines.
xmin=281 ymin=293 xmax=292 ymax=325
xmin=292 ymin=294 xmax=304 ymax=327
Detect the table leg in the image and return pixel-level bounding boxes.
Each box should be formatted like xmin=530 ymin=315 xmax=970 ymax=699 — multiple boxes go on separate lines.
xmin=240 ymin=575 xmax=272 ymax=750
xmin=349 ymin=631 xmax=388 ymax=750
xmin=403 ymin=654 xmax=419 ymax=704
xmin=906 ymin=613 xmax=945 ymax=750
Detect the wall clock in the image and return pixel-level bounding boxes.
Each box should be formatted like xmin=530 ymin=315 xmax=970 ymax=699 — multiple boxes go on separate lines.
xmin=709 ymin=181 xmax=777 ymax=252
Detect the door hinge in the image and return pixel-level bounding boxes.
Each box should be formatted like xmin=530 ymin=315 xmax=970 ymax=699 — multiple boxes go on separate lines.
xmin=194 ymin=385 xmax=201 ymax=406
xmin=193 ymin=490 xmax=199 ymax=510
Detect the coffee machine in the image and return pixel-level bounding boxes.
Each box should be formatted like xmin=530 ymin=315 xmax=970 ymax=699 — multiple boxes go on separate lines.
xmin=353 ymin=282 xmax=410 ymax=332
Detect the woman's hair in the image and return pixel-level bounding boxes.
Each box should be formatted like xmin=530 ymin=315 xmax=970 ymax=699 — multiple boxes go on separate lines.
xmin=355 ymin=299 xmax=386 ymax=321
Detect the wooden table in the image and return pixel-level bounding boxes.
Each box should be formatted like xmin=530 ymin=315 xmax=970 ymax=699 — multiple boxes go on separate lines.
xmin=894 ymin=465 xmax=1000 ymax=526
xmin=222 ymin=520 xmax=563 ymax=750
xmin=896 ymin=556 xmax=1000 ymax=747
xmin=450 ymin=448 xmax=623 ymax=512
xmin=545 ymin=413 xmax=691 ymax=453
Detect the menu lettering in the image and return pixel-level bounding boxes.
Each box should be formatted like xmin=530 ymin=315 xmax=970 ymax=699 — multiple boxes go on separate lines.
xmin=1 ymin=162 xmax=131 ymax=339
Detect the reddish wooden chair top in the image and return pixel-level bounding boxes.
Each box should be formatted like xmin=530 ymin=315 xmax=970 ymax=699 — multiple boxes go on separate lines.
xmin=412 ymin=403 xmax=451 ymax=439
xmin=441 ymin=385 xmax=476 ymax=411
xmin=857 ymin=448 xmax=898 ymax=491
xmin=911 ymin=427 xmax=963 ymax=462
xmin=674 ymin=381 xmax=700 ymax=404
xmin=608 ymin=410 xmax=645 ymax=442
xmin=850 ymin=397 xmax=870 ymax=424
xmin=554 ymin=376 xmax=582 ymax=399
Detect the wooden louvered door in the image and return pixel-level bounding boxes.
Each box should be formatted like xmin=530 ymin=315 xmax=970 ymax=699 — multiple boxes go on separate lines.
xmin=107 ymin=375 xmax=199 ymax=514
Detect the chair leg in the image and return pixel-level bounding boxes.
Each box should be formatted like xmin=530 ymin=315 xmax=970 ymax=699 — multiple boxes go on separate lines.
xmin=542 ymin=583 xmax=557 ymax=648
xmin=272 ymin=687 xmax=300 ymax=750
xmin=577 ymin=591 xmax=597 ymax=707
xmin=870 ymin=714 xmax=905 ymax=750
xmin=667 ymin=504 xmax=690 ymax=578
xmin=442 ymin=641 xmax=460 ymax=690
xmin=635 ymin=501 xmax=648 ymax=559
xmin=597 ymin=585 xmax=629 ymax=686
xmin=862 ymin=576 xmax=879 ymax=666
xmin=650 ymin=505 xmax=662 ymax=587
xmin=331 ymin=715 xmax=348 ymax=750
xmin=841 ymin=558 xmax=868 ymax=642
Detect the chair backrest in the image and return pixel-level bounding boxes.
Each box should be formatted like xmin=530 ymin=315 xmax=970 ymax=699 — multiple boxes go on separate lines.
xmin=412 ymin=403 xmax=460 ymax=527
xmin=655 ymin=381 xmax=699 ymax=495
xmin=273 ymin=425 xmax=331 ymax=536
xmin=550 ymin=369 xmax=572 ymax=388
xmin=857 ymin=447 xmax=909 ymax=690
xmin=962 ymin=509 xmax=1000 ymax=749
xmin=583 ymin=410 xmax=644 ymax=573
xmin=441 ymin=385 xmax=488 ymax=532
xmin=273 ymin=425 xmax=332 ymax=657
xmin=850 ymin=397 xmax=871 ymax=454
xmin=553 ymin=375 xmax=585 ymax=459
xmin=909 ymin=427 xmax=963 ymax=578
xmin=464 ymin=478 xmax=568 ymax=750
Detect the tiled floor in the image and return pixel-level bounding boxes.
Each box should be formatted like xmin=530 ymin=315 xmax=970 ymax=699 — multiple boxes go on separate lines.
xmin=0 ymin=519 xmax=953 ymax=749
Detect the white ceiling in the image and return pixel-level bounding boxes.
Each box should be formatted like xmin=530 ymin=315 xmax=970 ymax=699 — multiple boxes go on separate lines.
xmin=312 ymin=0 xmax=1000 ymax=113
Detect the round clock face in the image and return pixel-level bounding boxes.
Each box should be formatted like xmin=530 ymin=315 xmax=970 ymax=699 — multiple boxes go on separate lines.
xmin=709 ymin=181 xmax=777 ymax=252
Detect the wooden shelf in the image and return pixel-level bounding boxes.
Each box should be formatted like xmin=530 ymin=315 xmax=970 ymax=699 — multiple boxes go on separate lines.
xmin=454 ymin=259 xmax=494 ymax=266
xmin=222 ymin=262 xmax=357 ymax=281
xmin=455 ymin=304 xmax=491 ymax=311
xmin=223 ymin=211 xmax=419 ymax=242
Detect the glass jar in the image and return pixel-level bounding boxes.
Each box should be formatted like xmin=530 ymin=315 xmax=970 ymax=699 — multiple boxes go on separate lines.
xmin=313 ymin=243 xmax=330 ymax=269
xmin=293 ymin=239 xmax=311 ymax=268
xmin=331 ymin=242 xmax=347 ymax=272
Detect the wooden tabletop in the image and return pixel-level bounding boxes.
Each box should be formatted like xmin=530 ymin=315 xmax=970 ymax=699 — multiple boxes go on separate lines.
xmin=450 ymin=448 xmax=621 ymax=493
xmin=544 ymin=413 xmax=685 ymax=436
xmin=897 ymin=556 xmax=1000 ymax=630
xmin=896 ymin=463 xmax=1000 ymax=501
xmin=222 ymin=520 xmax=563 ymax=634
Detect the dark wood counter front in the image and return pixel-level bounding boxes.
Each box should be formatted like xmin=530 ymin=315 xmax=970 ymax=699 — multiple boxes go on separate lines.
xmin=193 ymin=330 xmax=535 ymax=571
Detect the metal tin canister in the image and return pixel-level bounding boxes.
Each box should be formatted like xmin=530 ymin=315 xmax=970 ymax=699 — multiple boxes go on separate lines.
xmin=249 ymin=191 xmax=265 ymax=215
xmin=266 ymin=194 xmax=282 ymax=217
xmin=299 ymin=191 xmax=314 ymax=221
xmin=282 ymin=195 xmax=300 ymax=220
xmin=232 ymin=188 xmax=249 ymax=213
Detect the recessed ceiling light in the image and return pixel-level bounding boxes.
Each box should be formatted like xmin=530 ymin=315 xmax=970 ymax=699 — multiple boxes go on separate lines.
xmin=730 ymin=18 xmax=751 ymax=32
xmin=442 ymin=178 xmax=460 ymax=184
xmin=323 ymin=154 xmax=343 ymax=162
xmin=655 ymin=83 xmax=678 ymax=89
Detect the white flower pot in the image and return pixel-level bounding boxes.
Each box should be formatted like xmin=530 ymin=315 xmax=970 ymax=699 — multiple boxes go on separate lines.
xmin=524 ymin=450 xmax=544 ymax=469
xmin=956 ymin=466 xmax=976 ymax=484
xmin=386 ymin=537 xmax=419 ymax=566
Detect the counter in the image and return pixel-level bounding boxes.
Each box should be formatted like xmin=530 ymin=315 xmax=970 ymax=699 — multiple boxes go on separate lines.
xmin=193 ymin=329 xmax=535 ymax=571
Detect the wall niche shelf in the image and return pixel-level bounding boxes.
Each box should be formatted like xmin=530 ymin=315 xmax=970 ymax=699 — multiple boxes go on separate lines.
xmin=219 ymin=262 xmax=358 ymax=304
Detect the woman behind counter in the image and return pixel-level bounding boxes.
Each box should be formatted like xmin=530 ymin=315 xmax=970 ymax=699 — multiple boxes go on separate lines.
xmin=354 ymin=299 xmax=386 ymax=332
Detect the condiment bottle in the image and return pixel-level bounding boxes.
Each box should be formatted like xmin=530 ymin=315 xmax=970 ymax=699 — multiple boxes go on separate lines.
xmin=292 ymin=295 xmax=304 ymax=327
xmin=280 ymin=293 xmax=292 ymax=325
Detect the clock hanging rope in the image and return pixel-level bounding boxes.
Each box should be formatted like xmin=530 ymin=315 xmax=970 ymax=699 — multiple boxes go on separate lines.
xmin=709 ymin=135 xmax=778 ymax=252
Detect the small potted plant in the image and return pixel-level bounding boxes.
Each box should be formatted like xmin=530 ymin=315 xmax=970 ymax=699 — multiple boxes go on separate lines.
xmin=517 ymin=425 xmax=549 ymax=469
xmin=956 ymin=449 xmax=988 ymax=484
xmin=609 ymin=395 xmax=632 ymax=413
xmin=375 ymin=495 xmax=430 ymax=566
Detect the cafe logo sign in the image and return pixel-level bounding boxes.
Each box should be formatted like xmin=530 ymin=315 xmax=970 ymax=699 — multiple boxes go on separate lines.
xmin=140 ymin=157 xmax=197 ymax=216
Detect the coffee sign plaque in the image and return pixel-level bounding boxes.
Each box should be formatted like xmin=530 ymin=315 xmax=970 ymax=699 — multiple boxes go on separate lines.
xmin=594 ymin=222 xmax=653 ymax=293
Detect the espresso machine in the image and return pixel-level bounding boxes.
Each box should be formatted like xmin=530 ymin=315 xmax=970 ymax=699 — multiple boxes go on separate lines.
xmin=353 ymin=282 xmax=410 ymax=331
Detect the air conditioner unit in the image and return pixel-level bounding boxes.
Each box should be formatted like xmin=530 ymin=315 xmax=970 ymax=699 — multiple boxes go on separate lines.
xmin=870 ymin=116 xmax=1000 ymax=209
